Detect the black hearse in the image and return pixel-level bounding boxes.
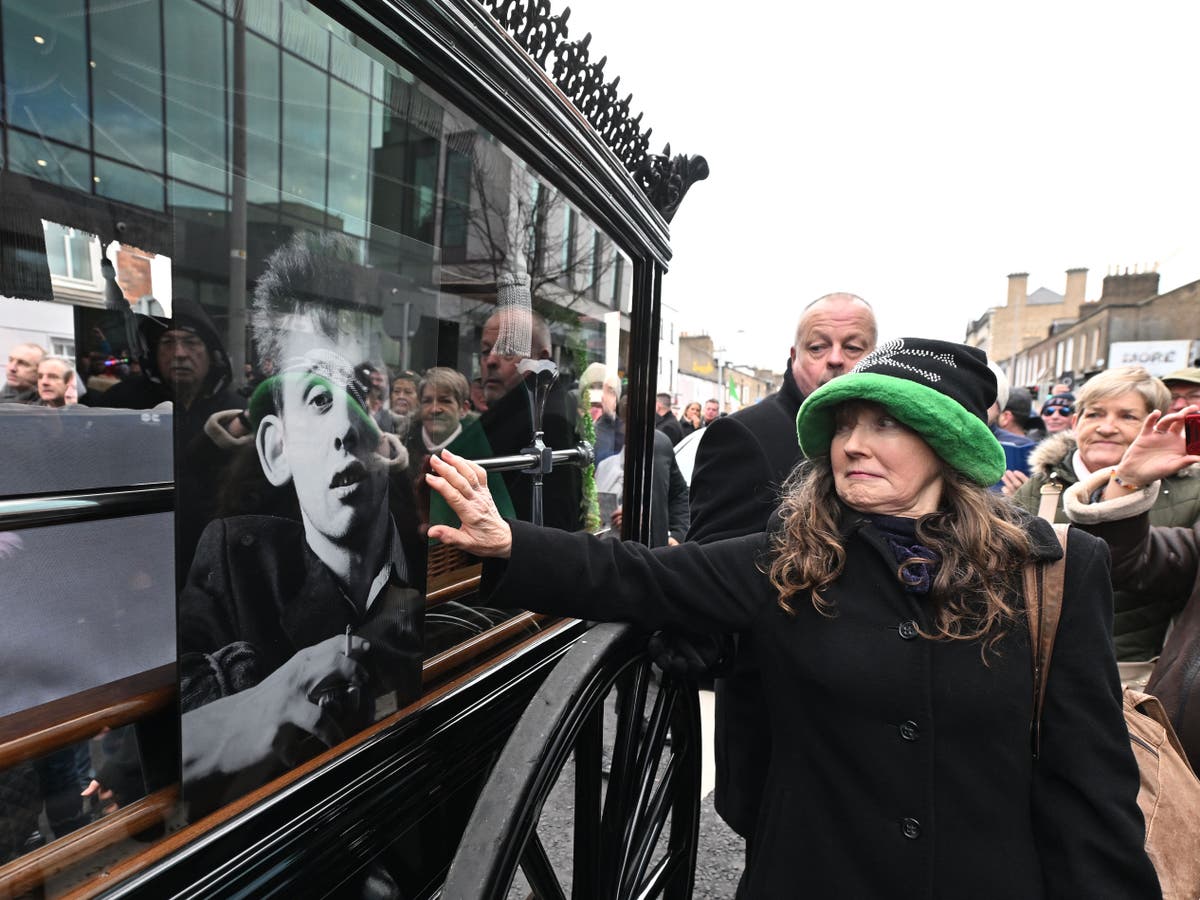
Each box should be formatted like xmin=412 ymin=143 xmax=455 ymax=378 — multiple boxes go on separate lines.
xmin=0 ymin=0 xmax=706 ymax=896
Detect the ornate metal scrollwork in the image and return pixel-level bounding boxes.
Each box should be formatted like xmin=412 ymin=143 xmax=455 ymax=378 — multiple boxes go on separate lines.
xmin=482 ymin=0 xmax=708 ymax=221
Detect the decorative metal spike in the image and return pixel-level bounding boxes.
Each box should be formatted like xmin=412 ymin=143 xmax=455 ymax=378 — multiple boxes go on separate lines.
xmin=480 ymin=0 xmax=707 ymax=220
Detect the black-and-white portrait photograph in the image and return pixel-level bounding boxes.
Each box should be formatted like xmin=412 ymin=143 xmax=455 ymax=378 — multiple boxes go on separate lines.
xmin=178 ymin=233 xmax=426 ymax=814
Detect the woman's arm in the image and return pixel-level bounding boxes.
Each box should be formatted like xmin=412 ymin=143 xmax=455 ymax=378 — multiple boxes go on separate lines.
xmin=487 ymin=520 xmax=766 ymax=633
xmin=427 ymin=451 xmax=768 ymax=633
xmin=1031 ymin=530 xmax=1160 ymax=897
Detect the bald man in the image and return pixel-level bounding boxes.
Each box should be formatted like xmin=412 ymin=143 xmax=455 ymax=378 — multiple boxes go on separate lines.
xmin=3 ymin=342 xmax=46 ymax=403
xmin=476 ymin=307 xmax=582 ymax=531
xmin=684 ymin=292 xmax=877 ymax=879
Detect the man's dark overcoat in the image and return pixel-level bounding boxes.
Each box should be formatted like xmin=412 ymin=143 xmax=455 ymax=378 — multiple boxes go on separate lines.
xmin=484 ymin=516 xmax=1157 ymax=899
xmin=686 ymin=364 xmax=804 ymax=837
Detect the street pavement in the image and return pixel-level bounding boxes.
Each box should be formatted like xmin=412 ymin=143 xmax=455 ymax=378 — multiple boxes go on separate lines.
xmin=692 ymin=690 xmax=745 ymax=898
xmin=515 ymin=687 xmax=745 ymax=897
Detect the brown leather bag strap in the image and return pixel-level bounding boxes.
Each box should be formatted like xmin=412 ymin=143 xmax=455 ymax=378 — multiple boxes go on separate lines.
xmin=1026 ymin=522 xmax=1070 ymax=759
xmin=1036 ymin=481 xmax=1064 ymax=522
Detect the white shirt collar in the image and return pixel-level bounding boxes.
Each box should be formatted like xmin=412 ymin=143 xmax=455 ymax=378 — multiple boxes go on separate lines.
xmin=422 ymin=423 xmax=463 ymax=454
xmin=365 ymin=522 xmax=410 ymax=612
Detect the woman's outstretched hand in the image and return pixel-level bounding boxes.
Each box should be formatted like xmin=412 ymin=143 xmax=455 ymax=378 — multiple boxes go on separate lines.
xmin=1111 ymin=405 xmax=1200 ymax=489
xmin=426 ymin=450 xmax=513 ymax=558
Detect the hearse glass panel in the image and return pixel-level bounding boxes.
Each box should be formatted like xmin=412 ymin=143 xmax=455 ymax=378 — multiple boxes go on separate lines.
xmin=0 ymin=0 xmax=633 ymax=889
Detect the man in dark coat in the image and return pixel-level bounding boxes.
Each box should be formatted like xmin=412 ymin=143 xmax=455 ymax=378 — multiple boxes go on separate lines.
xmin=477 ymin=299 xmax=582 ymax=532
xmin=683 ymin=292 xmax=876 ymax=874
xmin=654 ymin=392 xmax=684 ymax=446
xmin=89 ymin=297 xmax=242 ymax=440
xmin=89 ymin=298 xmax=245 ymax=583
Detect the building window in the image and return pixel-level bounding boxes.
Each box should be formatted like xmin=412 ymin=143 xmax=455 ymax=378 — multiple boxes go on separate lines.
xmin=590 ymin=230 xmax=602 ymax=299
xmin=526 ymin=180 xmax=543 ymax=274
xmin=559 ymin=206 xmax=575 ymax=285
xmin=42 ymin=221 xmax=99 ymax=285
xmin=611 ymin=254 xmax=623 ymax=308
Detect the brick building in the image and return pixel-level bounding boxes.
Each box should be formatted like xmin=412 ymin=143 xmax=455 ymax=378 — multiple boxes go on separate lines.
xmin=1001 ymin=269 xmax=1200 ymax=394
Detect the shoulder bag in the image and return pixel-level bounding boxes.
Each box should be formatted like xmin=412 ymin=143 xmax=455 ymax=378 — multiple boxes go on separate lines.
xmin=1026 ymin=523 xmax=1200 ymax=899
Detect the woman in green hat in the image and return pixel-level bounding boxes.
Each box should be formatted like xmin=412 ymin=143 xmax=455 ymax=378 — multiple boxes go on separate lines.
xmin=427 ymin=338 xmax=1156 ymax=899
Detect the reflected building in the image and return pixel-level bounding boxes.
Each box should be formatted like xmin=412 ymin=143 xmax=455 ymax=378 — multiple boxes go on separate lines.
xmin=0 ymin=0 xmax=633 ymax=380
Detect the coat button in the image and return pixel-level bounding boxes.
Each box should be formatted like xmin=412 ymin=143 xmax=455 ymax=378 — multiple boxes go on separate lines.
xmin=898 ymin=620 xmax=918 ymax=640
xmin=899 ymin=720 xmax=920 ymax=741
xmin=240 ymin=533 xmax=255 ymax=547
xmin=902 ymin=817 xmax=921 ymax=839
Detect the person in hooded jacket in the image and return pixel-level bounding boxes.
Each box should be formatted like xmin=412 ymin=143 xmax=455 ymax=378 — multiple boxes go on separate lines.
xmin=1009 ymin=365 xmax=1200 ymax=667
xmin=89 ymin=298 xmax=245 ymax=585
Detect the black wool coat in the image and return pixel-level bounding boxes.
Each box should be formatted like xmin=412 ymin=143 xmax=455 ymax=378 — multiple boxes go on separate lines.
xmin=485 ymin=516 xmax=1157 ymax=899
xmin=179 ymin=516 xmax=425 ymax=813
xmin=686 ymin=364 xmax=805 ymax=837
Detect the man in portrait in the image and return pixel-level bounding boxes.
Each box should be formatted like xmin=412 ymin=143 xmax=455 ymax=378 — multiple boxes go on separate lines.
xmin=178 ymin=233 xmax=423 ymax=814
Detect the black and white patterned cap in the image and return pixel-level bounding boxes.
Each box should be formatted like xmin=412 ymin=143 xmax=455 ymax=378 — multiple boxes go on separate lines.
xmin=796 ymin=338 xmax=1006 ymax=486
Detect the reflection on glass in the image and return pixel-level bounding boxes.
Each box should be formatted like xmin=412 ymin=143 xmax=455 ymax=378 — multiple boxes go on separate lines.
xmin=95 ymin=157 xmax=165 ymax=211
xmin=328 ymin=79 xmax=371 ymax=235
xmin=6 ymin=130 xmax=91 ymax=190
xmin=1 ymin=0 xmax=89 ymax=146
xmin=0 ymin=728 xmax=148 ymax=867
xmin=90 ymin=0 xmax=163 ymax=173
xmin=0 ymin=0 xmax=636 ymax=880
xmin=245 ymin=31 xmax=281 ymax=204
xmin=281 ymin=53 xmax=328 ymax=206
xmin=165 ymin=0 xmax=227 ymax=192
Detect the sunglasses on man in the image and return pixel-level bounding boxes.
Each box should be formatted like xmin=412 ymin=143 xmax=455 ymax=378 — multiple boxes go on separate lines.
xmin=1041 ymin=405 xmax=1074 ymax=417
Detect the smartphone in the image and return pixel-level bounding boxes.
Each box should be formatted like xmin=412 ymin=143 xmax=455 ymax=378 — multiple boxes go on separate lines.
xmin=1185 ymin=413 xmax=1200 ymax=456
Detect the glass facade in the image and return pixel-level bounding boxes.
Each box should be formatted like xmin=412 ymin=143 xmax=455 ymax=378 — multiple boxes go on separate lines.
xmin=0 ymin=0 xmax=636 ymax=890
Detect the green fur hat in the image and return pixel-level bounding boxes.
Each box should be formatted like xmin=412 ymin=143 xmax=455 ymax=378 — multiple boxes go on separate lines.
xmin=795 ymin=338 xmax=1006 ymax=486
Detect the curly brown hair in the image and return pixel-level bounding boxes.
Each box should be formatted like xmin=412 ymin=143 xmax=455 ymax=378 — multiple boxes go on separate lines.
xmin=766 ymin=457 xmax=1035 ymax=654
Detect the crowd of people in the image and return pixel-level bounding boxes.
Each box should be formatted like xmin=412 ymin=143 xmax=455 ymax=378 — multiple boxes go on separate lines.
xmin=1 ymin=232 xmax=686 ymax=854
xmin=421 ymin=289 xmax=1200 ymax=898
xmin=9 ymin=267 xmax=1200 ymax=895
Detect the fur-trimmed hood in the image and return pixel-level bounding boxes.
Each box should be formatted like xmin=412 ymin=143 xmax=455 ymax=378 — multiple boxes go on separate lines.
xmin=1027 ymin=431 xmax=1077 ymax=480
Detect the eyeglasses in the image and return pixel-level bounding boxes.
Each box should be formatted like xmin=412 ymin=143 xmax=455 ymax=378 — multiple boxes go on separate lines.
xmin=1042 ymin=406 xmax=1074 ymax=417
xmin=1170 ymin=390 xmax=1200 ymax=404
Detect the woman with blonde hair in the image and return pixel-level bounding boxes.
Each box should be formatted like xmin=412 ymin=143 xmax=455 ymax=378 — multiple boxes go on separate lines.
xmin=679 ymin=400 xmax=703 ymax=436
xmin=426 ymin=339 xmax=1157 ymax=898
xmin=1011 ymin=364 xmax=1200 ymax=668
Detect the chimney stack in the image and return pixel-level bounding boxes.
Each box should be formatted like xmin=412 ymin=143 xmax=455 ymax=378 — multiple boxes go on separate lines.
xmin=1099 ymin=269 xmax=1160 ymax=307
xmin=1064 ymin=267 xmax=1087 ymax=312
xmin=1006 ymin=272 xmax=1029 ymax=308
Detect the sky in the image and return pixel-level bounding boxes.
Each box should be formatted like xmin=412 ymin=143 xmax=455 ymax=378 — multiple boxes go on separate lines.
xmin=558 ymin=0 xmax=1200 ymax=372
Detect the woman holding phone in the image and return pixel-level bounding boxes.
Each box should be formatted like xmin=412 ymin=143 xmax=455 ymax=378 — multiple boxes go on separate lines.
xmin=1063 ymin=402 xmax=1200 ymax=772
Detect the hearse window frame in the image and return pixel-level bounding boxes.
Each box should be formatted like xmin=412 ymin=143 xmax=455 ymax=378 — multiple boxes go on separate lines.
xmin=0 ymin=0 xmax=686 ymax=893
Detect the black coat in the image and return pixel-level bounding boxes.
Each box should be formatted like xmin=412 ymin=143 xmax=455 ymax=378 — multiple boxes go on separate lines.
xmin=648 ymin=429 xmax=689 ymax=547
xmin=179 ymin=516 xmax=424 ymax=812
xmin=1079 ymin=506 xmax=1200 ymax=771
xmin=688 ymin=365 xmax=804 ymax=542
xmin=484 ymin=517 xmax=1156 ymax=898
xmin=479 ymin=380 xmax=582 ymax=531
xmin=654 ymin=410 xmax=684 ymax=446
xmin=686 ymin=364 xmax=804 ymax=836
